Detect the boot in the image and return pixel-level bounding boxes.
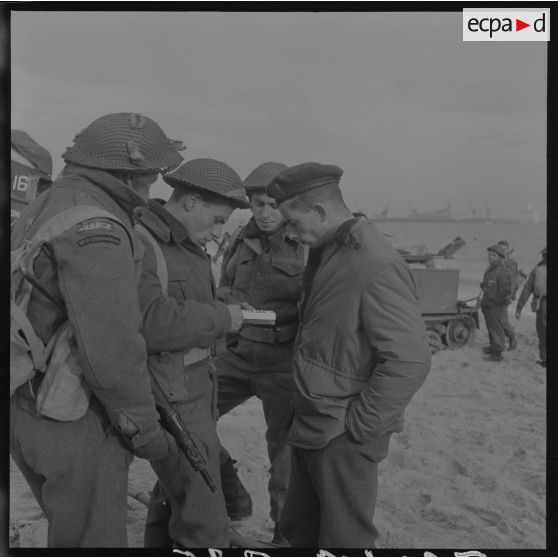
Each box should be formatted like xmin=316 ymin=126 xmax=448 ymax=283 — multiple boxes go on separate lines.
xmin=484 ymin=352 xmax=503 ymax=362
xmin=271 ymin=523 xmax=290 ymax=547
xmin=508 ymin=337 xmax=517 ymax=351
xmin=220 ymin=457 xmax=253 ymax=521
xmin=537 ymin=360 xmax=546 ymax=368
xmin=482 ymin=346 xmax=494 ymax=354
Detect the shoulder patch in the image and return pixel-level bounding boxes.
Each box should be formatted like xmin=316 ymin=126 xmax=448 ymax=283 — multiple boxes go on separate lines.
xmin=77 ymin=219 xmax=115 ymax=233
xmin=76 ymin=234 xmax=121 ymax=247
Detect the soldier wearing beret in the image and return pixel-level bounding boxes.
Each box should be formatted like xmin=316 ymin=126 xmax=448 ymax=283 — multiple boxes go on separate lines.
xmin=10 ymin=113 xmax=183 ymax=547
xmin=516 ymin=246 xmax=547 ymax=367
xmin=215 ymin=162 xmax=306 ymax=546
xmin=137 ymin=158 xmax=249 ymax=547
xmin=480 ymin=244 xmax=514 ymax=361
xmin=267 ymin=162 xmax=431 ymax=547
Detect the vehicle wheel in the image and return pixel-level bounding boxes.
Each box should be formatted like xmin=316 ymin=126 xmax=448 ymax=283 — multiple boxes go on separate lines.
xmin=444 ymin=316 xmax=476 ymax=348
xmin=426 ymin=330 xmax=443 ymax=354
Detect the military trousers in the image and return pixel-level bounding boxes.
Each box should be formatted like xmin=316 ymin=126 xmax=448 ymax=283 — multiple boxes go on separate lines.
xmin=482 ymin=304 xmax=508 ymax=353
xmin=537 ymin=297 xmax=546 ymax=361
xmin=10 ymin=393 xmax=131 ymax=547
xmin=144 ymin=361 xmax=229 ymax=549
xmin=280 ymin=430 xmax=391 ymax=548
xmin=501 ymin=304 xmax=516 ymax=343
xmin=215 ymin=349 xmax=295 ymax=523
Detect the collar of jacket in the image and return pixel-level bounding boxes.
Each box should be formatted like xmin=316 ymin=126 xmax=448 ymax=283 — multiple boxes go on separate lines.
xmin=63 ymin=164 xmax=146 ymax=218
xmin=137 ymin=199 xmax=190 ymax=244
xmin=138 ymin=200 xmax=206 ymax=257
xmin=243 ymin=217 xmax=295 ymax=247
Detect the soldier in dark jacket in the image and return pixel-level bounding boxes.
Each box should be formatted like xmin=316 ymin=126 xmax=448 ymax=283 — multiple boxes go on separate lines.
xmin=480 ymin=244 xmax=513 ymax=361
xmin=214 ymin=162 xmax=306 ymax=546
xmin=137 ymin=159 xmax=249 ymax=548
xmin=267 ymin=162 xmax=431 ymax=548
xmin=516 ymin=247 xmax=547 ymax=367
xmin=10 ymin=113 xmax=183 ymax=547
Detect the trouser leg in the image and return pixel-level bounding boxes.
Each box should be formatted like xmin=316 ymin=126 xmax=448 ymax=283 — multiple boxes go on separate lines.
xmin=483 ymin=306 xmax=505 ymax=353
xmin=144 ymin=481 xmax=172 ymax=548
xmin=149 ymin=364 xmax=229 ymax=548
xmin=309 ymin=432 xmax=390 ymax=548
xmin=501 ymin=304 xmax=515 ymax=342
xmin=253 ymin=368 xmax=295 ymax=523
xmin=536 ymin=298 xmax=546 ymax=361
xmin=10 ymin=396 xmax=130 ymax=548
xmin=279 ymin=447 xmax=320 ymax=547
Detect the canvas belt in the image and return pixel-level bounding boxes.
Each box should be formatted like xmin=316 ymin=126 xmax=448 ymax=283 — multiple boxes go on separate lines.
xmin=239 ymin=323 xmax=298 ymax=344
xmin=183 ymin=347 xmax=212 ymax=369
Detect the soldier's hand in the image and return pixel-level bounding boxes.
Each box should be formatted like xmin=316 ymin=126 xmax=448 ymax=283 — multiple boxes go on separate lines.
xmin=216 ymin=286 xmax=233 ymax=302
xmin=227 ymin=304 xmax=243 ymax=333
xmin=240 ymin=301 xmax=256 ymax=311
xmin=515 ymin=309 xmax=521 ymax=320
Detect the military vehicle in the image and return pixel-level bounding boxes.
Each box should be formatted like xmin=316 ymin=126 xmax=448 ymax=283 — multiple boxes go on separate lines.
xmin=11 ymin=130 xmax=53 ymax=225
xmin=398 ymin=237 xmax=479 ymax=354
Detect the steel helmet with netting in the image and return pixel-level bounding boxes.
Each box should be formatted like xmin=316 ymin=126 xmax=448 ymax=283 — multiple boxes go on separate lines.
xmin=243 ymin=162 xmax=288 ymax=195
xmin=164 ymin=158 xmax=249 ymax=209
xmin=62 ymin=112 xmax=184 ymax=174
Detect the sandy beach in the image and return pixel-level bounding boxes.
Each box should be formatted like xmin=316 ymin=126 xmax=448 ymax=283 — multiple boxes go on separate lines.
xmin=8 ymin=220 xmax=546 ymax=551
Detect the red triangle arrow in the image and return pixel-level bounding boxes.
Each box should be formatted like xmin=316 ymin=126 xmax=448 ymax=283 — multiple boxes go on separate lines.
xmin=516 ymin=19 xmax=530 ymax=31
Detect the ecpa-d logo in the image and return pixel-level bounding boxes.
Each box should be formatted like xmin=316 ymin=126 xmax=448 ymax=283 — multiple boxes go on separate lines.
xmin=463 ymin=9 xmax=549 ymax=41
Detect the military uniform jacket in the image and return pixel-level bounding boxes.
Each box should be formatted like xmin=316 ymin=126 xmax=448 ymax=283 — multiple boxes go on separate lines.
xmin=11 ymin=164 xmax=166 ymax=457
xmin=289 ymin=218 xmax=431 ymax=449
xmin=219 ymin=218 xmax=305 ymax=365
xmin=480 ymin=261 xmax=512 ymax=308
xmin=137 ymin=201 xmax=232 ymax=402
xmin=516 ymin=261 xmax=546 ymax=313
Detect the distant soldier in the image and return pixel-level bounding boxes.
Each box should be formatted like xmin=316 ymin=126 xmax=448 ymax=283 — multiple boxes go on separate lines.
xmin=515 ymin=247 xmax=547 ymax=367
xmin=496 ymin=240 xmax=520 ymax=350
xmin=10 ymin=113 xmax=183 ymax=547
xmin=215 ymin=162 xmax=306 ymax=546
xmin=480 ymin=244 xmax=513 ymax=362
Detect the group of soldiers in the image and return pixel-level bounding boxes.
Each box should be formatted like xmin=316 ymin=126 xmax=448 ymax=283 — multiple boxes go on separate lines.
xmin=10 ymin=112 xmax=433 ymax=549
xmin=480 ymin=241 xmax=547 ymax=366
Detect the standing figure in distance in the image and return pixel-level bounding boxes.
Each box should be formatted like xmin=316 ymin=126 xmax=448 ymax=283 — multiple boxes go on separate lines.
xmin=215 ymin=162 xmax=306 ymax=546
xmin=267 ymin=162 xmax=431 ymax=547
xmin=515 ymin=246 xmax=547 ymax=367
xmin=480 ymin=244 xmax=513 ymax=362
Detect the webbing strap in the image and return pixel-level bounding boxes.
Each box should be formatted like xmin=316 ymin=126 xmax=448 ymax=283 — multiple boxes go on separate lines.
xmin=135 ymin=224 xmax=169 ymax=297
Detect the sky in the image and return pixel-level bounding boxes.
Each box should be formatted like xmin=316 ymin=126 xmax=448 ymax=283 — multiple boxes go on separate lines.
xmin=10 ymin=10 xmax=547 ymax=219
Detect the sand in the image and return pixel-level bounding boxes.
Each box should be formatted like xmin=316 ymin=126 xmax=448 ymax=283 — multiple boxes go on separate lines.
xmin=8 ymin=221 xmax=546 ymax=551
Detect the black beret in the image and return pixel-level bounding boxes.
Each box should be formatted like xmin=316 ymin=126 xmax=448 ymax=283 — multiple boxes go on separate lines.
xmin=164 ymin=158 xmax=249 ymax=209
xmin=487 ymin=244 xmax=506 ymax=259
xmin=267 ymin=162 xmax=343 ymax=204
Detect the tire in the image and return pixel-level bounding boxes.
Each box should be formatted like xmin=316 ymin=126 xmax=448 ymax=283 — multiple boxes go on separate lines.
xmin=444 ymin=316 xmax=477 ymax=349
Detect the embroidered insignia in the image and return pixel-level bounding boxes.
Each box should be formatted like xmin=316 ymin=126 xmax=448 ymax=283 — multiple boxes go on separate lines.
xmin=77 ymin=220 xmax=114 ymax=233
xmin=77 ymin=235 xmax=121 ymax=247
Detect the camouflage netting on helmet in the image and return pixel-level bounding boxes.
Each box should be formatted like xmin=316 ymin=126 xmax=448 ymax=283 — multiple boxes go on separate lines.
xmin=243 ymin=162 xmax=288 ymax=193
xmin=62 ymin=113 xmax=184 ymax=174
xmin=164 ymin=158 xmax=249 ymax=209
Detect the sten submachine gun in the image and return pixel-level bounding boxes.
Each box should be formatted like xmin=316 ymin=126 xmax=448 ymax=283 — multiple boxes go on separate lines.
xmin=150 ymin=374 xmax=217 ymax=492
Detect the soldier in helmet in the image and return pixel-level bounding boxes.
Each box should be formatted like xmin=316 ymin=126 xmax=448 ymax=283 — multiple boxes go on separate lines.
xmin=10 ymin=113 xmax=183 ymax=547
xmin=137 ymin=159 xmax=249 ymax=548
xmin=480 ymin=244 xmax=513 ymax=362
xmin=215 ymin=162 xmax=306 ymax=546
xmin=516 ymin=247 xmax=547 ymax=367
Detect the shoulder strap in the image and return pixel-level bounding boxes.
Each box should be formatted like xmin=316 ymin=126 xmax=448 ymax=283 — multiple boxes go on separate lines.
xmin=135 ymin=223 xmax=169 ymax=297
xmin=29 ymin=205 xmax=124 ymax=243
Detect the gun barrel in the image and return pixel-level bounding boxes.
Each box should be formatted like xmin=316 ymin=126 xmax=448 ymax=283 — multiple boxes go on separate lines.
xmin=150 ymin=374 xmax=217 ymax=492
